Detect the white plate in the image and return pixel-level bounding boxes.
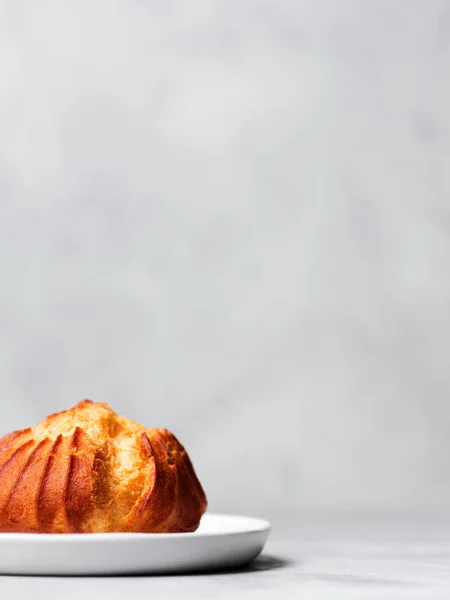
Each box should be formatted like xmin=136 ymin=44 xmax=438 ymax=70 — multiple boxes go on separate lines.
xmin=0 ymin=513 xmax=271 ymax=575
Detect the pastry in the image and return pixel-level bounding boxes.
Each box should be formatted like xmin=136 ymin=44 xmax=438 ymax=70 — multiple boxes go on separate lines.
xmin=0 ymin=400 xmax=207 ymax=533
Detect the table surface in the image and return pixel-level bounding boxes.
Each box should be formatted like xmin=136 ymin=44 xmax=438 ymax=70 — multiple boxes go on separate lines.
xmin=2 ymin=510 xmax=450 ymax=599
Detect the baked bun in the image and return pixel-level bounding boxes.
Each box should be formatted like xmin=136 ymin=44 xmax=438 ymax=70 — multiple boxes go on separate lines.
xmin=0 ymin=400 xmax=207 ymax=533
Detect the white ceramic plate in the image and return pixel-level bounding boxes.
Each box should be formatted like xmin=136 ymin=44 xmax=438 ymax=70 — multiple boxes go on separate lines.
xmin=0 ymin=513 xmax=271 ymax=575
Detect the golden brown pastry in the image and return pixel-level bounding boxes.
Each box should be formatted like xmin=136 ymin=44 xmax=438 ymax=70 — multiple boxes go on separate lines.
xmin=0 ymin=400 xmax=207 ymax=533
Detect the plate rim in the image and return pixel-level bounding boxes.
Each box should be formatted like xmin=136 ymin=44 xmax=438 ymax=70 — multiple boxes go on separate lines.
xmin=0 ymin=512 xmax=271 ymax=541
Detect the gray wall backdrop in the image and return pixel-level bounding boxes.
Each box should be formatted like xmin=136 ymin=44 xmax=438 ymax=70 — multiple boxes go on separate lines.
xmin=0 ymin=0 xmax=449 ymax=514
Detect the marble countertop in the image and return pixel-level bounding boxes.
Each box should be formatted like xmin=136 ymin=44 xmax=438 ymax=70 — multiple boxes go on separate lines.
xmin=2 ymin=511 xmax=450 ymax=599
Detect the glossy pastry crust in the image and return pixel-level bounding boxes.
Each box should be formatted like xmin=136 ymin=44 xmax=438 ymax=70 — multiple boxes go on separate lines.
xmin=0 ymin=400 xmax=207 ymax=533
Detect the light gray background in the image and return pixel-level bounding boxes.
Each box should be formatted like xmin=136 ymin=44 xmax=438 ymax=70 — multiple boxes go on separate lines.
xmin=0 ymin=0 xmax=449 ymax=514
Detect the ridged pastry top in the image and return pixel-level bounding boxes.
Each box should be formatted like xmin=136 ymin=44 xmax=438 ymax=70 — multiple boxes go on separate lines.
xmin=0 ymin=400 xmax=207 ymax=533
